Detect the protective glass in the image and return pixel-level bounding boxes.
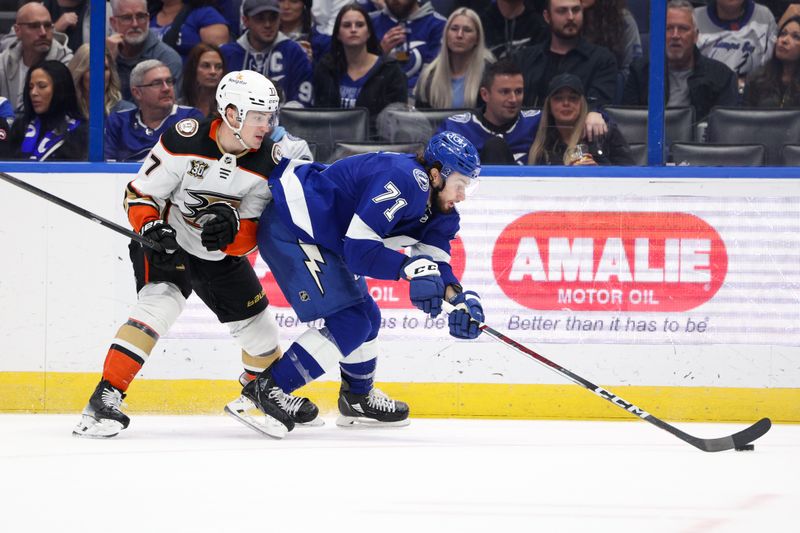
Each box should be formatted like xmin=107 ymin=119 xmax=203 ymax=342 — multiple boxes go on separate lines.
xmin=242 ymin=110 xmax=276 ymax=129
xmin=444 ymin=172 xmax=479 ymax=198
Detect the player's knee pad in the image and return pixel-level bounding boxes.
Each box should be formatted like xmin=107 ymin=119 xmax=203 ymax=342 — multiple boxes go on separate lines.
xmin=129 ymin=282 xmax=186 ymax=336
xmin=323 ymin=304 xmax=374 ymax=356
xmin=363 ymin=297 xmax=382 ymax=341
xmin=226 ymin=309 xmax=280 ymax=356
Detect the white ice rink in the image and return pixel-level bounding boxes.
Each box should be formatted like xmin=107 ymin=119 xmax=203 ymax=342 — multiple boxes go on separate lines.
xmin=1 ymin=414 xmax=797 ymax=533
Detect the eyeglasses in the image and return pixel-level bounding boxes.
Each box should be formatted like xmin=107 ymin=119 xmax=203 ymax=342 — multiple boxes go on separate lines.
xmin=136 ymin=78 xmax=175 ymax=89
xmin=16 ymin=21 xmax=54 ymax=31
xmin=114 ymin=12 xmax=149 ymax=24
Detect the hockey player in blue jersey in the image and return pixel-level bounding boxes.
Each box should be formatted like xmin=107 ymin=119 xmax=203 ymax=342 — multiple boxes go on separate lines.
xmin=228 ymin=131 xmax=485 ymax=438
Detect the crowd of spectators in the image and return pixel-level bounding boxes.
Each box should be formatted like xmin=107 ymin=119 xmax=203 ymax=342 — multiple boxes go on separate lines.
xmin=0 ymin=0 xmax=798 ymax=164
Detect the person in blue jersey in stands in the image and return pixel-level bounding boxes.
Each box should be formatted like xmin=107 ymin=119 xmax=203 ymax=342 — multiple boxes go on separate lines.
xmin=226 ymin=131 xmax=486 ymax=439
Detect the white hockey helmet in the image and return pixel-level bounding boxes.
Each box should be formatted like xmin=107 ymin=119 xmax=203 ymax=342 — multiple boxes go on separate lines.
xmin=216 ymin=70 xmax=280 ymax=130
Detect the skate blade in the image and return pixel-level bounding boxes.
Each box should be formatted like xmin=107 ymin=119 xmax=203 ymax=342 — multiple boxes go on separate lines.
xmin=335 ymin=415 xmax=410 ymax=428
xmin=72 ymin=414 xmax=123 ymax=438
xmin=296 ymin=417 xmax=324 ymax=428
xmin=224 ymin=397 xmax=288 ymax=439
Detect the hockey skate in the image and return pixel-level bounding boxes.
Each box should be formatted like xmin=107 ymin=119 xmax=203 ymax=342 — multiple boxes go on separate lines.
xmin=234 ymin=372 xmax=323 ymax=427
xmin=72 ymin=380 xmax=130 ymax=438
xmin=225 ymin=368 xmax=318 ymax=438
xmin=336 ymin=381 xmax=410 ymax=428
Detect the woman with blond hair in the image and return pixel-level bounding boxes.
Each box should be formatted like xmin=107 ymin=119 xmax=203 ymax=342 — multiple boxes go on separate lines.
xmin=68 ymin=44 xmax=134 ymax=118
xmin=414 ymin=7 xmax=494 ymax=109
xmin=528 ymin=73 xmax=633 ymax=166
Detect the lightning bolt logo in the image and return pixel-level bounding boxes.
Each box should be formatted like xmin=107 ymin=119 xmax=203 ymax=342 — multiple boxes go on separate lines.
xmin=300 ymin=242 xmax=325 ymax=295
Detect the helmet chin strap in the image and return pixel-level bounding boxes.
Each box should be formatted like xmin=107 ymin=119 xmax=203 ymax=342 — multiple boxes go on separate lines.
xmin=221 ymin=111 xmax=252 ymax=151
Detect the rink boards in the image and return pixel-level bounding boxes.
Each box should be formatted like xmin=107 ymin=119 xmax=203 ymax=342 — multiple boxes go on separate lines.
xmin=0 ymin=172 xmax=798 ymax=422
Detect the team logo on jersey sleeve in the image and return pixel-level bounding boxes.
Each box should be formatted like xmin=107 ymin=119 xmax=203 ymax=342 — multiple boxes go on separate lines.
xmin=187 ymin=159 xmax=209 ymax=178
xmin=271 ymin=143 xmax=283 ymax=164
xmin=413 ymin=168 xmax=429 ymax=192
xmin=176 ymin=118 xmax=199 ymax=137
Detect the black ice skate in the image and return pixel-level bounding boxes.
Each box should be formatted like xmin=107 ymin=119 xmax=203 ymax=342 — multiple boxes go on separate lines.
xmin=336 ymin=381 xmax=410 ymax=427
xmin=72 ymin=380 xmax=130 ymax=438
xmin=225 ymin=368 xmax=319 ymax=438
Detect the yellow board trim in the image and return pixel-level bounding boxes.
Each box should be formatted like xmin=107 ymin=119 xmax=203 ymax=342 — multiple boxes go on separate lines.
xmin=1 ymin=372 xmax=797 ymax=423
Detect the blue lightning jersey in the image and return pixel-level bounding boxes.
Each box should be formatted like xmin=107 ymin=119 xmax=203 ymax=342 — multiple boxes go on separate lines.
xmin=263 ymin=153 xmax=461 ymax=288
xmin=438 ymin=110 xmax=541 ymax=165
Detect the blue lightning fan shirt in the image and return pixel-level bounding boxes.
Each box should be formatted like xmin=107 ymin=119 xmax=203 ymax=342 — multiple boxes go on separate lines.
xmin=370 ymin=4 xmax=445 ymax=92
xmin=221 ymin=32 xmax=314 ymax=107
xmin=438 ymin=109 xmax=541 ymax=165
xmin=263 ymin=153 xmax=461 ymax=287
xmin=105 ymin=105 xmax=205 ymax=162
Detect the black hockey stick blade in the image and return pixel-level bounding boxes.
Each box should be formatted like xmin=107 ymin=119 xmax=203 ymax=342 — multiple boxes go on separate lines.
xmin=0 ymin=171 xmax=163 ymax=251
xmin=441 ymin=301 xmax=772 ymax=452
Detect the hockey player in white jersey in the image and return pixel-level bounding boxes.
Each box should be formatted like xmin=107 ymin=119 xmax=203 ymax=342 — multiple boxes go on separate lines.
xmin=73 ymin=70 xmax=318 ymax=438
xmin=230 ymin=131 xmax=486 ymax=438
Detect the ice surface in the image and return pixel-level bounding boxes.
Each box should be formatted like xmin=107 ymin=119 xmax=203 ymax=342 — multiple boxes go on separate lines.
xmin=0 ymin=415 xmax=797 ymax=533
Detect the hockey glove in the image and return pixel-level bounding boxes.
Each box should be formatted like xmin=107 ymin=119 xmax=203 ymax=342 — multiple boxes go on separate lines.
xmin=200 ymin=202 xmax=240 ymax=252
xmin=400 ymin=255 xmax=444 ymax=317
xmin=140 ymin=220 xmax=182 ymax=270
xmin=448 ymin=290 xmax=484 ymax=339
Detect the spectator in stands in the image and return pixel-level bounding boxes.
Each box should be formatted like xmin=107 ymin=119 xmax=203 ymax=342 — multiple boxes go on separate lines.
xmin=179 ymin=43 xmax=225 ymax=117
xmin=280 ymin=0 xmax=313 ymax=61
xmin=695 ymin=0 xmax=777 ymax=89
xmin=105 ymin=59 xmax=203 ymax=161
xmin=414 ymin=7 xmax=494 ymax=109
xmin=624 ymin=0 xmax=739 ymax=121
xmin=512 ymin=0 xmax=616 ymax=140
xmin=0 ymin=96 xmax=13 ymax=122
xmin=313 ymin=3 xmax=407 ymax=128
xmin=310 ymin=0 xmax=351 ymax=63
xmin=580 ymin=0 xmax=642 ymax=78
xmin=371 ymin=0 xmax=447 ymax=93
xmin=69 ymin=44 xmax=135 ymax=118
xmin=744 ymin=15 xmax=800 ymax=106
xmin=272 ymin=84 xmax=314 ymax=159
xmin=438 ymin=59 xmax=541 ymax=164
xmin=108 ymin=0 xmax=183 ymax=101
xmin=42 ymin=0 xmax=90 ymax=53
xmin=0 ymin=2 xmax=73 ymax=117
xmin=148 ymin=0 xmax=230 ymax=59
xmin=528 ymin=73 xmax=634 ymax=165
xmin=480 ymin=0 xmax=547 ymax=60
xmin=5 ymin=60 xmax=87 ymax=161
xmin=221 ymin=0 xmax=314 ymax=107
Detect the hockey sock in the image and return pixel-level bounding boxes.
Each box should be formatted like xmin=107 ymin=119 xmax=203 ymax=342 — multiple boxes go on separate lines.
xmin=241 ymin=348 xmax=282 ymax=382
xmin=102 ymin=318 xmax=159 ymax=392
xmin=270 ymin=328 xmax=342 ymax=392
xmin=340 ymin=338 xmax=378 ymax=395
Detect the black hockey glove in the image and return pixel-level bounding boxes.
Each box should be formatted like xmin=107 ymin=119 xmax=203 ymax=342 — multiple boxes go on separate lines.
xmin=400 ymin=255 xmax=444 ymax=317
xmin=200 ymin=202 xmax=240 ymax=252
xmin=140 ymin=220 xmax=182 ymax=270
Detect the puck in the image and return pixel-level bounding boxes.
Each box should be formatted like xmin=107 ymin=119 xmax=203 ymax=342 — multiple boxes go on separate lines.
xmin=735 ymin=444 xmax=755 ymax=451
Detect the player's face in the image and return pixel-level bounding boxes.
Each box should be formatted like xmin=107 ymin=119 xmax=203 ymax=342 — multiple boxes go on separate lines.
xmin=29 ymin=68 xmax=53 ymax=115
xmin=776 ymin=21 xmax=800 ymax=63
xmin=279 ymin=0 xmax=304 ymax=27
xmin=246 ymin=11 xmax=280 ymax=48
xmin=433 ymin=172 xmax=471 ymax=213
xmin=446 ymin=15 xmax=478 ymax=55
xmin=544 ymin=0 xmax=583 ymax=39
xmin=338 ymin=10 xmax=370 ymax=48
xmin=665 ymin=8 xmax=697 ymax=65
xmin=386 ymin=0 xmax=416 ymax=20
xmin=480 ymin=74 xmax=524 ymax=125
xmin=239 ymin=111 xmax=273 ymax=148
xmin=196 ymin=51 xmax=224 ymax=90
xmin=549 ymin=87 xmax=582 ymax=125
xmin=110 ymin=0 xmax=149 ymax=46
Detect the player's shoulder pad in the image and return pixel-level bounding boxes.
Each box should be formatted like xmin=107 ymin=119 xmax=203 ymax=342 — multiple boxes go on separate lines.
xmin=448 ymin=112 xmax=473 ymax=124
xmin=174 ymin=118 xmax=200 ymax=138
xmin=521 ymin=109 xmax=541 ymax=118
xmin=160 ymin=118 xmax=210 ymax=154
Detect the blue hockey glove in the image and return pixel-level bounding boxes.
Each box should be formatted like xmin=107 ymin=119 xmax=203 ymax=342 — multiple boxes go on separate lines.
xmin=140 ymin=220 xmax=182 ymax=270
xmin=400 ymin=255 xmax=445 ymax=317
xmin=448 ymin=290 xmax=484 ymax=339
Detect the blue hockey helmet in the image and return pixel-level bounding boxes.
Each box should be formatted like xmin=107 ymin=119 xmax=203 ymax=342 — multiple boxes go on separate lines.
xmin=423 ymin=131 xmax=481 ymax=181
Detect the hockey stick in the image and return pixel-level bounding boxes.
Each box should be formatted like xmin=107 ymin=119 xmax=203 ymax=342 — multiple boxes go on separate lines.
xmin=442 ymin=301 xmax=771 ymax=452
xmin=0 ymin=171 xmax=163 ymax=252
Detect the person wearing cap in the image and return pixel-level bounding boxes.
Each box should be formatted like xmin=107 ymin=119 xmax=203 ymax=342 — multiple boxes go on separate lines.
xmin=221 ymin=0 xmax=314 ymax=107
xmin=528 ymin=72 xmax=635 ymax=165
xmin=438 ymin=58 xmax=540 ymax=164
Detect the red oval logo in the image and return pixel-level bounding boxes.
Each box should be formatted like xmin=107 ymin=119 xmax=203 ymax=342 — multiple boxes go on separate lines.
xmin=493 ymin=212 xmax=728 ymax=312
xmin=248 ymin=236 xmax=466 ymax=309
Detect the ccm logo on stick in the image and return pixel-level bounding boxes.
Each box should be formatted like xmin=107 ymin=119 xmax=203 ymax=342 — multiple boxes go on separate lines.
xmin=493 ymin=211 xmax=728 ymax=312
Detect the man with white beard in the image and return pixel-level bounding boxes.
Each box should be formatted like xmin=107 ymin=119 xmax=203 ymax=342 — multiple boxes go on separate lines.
xmin=107 ymin=0 xmax=183 ymax=100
